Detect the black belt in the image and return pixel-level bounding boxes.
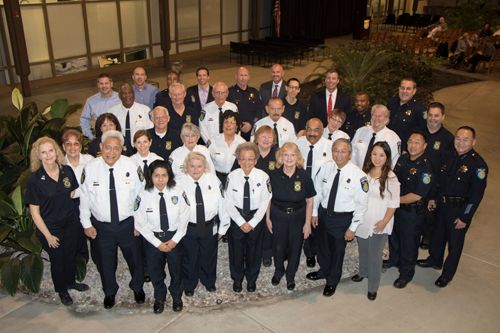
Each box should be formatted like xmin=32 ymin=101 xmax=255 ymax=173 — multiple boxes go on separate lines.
xmin=153 ymin=230 xmax=175 ymax=239
xmin=320 ymin=206 xmax=353 ymax=218
xmin=188 ymin=217 xmax=216 ymax=226
xmin=91 ymin=215 xmax=133 ymax=224
xmin=272 ymin=201 xmax=306 ymax=214
xmin=441 ymin=196 xmax=466 ymax=207
xmin=399 ymin=201 xmax=425 ymax=214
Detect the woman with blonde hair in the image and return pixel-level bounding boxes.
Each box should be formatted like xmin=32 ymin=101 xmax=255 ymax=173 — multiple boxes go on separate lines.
xmin=25 ymin=136 xmax=89 ymax=306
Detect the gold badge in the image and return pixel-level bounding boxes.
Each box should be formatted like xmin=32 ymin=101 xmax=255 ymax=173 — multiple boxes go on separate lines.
xmin=268 ymin=161 xmax=276 ymax=170
xmin=294 ymin=111 xmax=300 ymax=119
xmin=186 ymin=115 xmax=191 ymax=123
xmin=405 ymin=109 xmax=412 ymax=116
xmin=62 ymin=177 xmax=71 ymax=189
xmin=294 ymin=181 xmax=301 ymax=192
xmin=459 ymin=165 xmax=468 ymax=173
xmin=410 ymin=168 xmax=417 ymax=175
xmin=423 ymin=111 xmax=428 ymax=119
xmin=433 ymin=141 xmax=441 ymax=150
xmin=165 ymin=141 xmax=172 ymax=150
xmin=249 ymin=93 xmax=255 ymax=101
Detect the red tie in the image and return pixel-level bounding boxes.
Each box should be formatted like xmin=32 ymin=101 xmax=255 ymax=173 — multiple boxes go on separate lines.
xmin=327 ymin=93 xmax=333 ymax=117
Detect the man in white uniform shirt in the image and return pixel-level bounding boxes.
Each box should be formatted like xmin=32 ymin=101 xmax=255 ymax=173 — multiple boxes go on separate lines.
xmin=351 ymin=104 xmax=401 ymax=168
xmin=251 ymin=97 xmax=296 ymax=147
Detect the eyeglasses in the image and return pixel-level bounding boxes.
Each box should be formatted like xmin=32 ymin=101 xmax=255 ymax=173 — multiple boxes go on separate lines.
xmin=287 ymin=85 xmax=300 ymax=90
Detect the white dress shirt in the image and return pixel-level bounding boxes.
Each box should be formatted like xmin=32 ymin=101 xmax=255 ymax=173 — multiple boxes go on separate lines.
xmin=130 ymin=151 xmax=164 ymax=172
xmin=169 ymin=145 xmax=215 ymax=176
xmin=351 ymin=125 xmax=401 ymax=168
xmin=209 ymin=133 xmax=246 ymax=174
xmin=200 ymin=100 xmax=238 ymax=144
xmin=65 ymin=153 xmax=94 ymax=198
xmin=251 ymin=116 xmax=296 ymax=147
xmin=322 ymin=128 xmax=350 ymax=142
xmin=109 ymin=102 xmax=153 ymax=147
xmin=296 ymin=136 xmax=333 ymax=179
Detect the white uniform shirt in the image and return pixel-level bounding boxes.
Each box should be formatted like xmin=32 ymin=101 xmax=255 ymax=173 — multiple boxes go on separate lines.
xmin=322 ymin=128 xmax=350 ymax=142
xmin=224 ymin=167 xmax=272 ymax=228
xmin=130 ymin=152 xmax=164 ymax=172
xmin=109 ymin=102 xmax=153 ymax=147
xmin=313 ymin=160 xmax=368 ymax=232
xmin=80 ymin=156 xmax=144 ymax=228
xmin=352 ymin=125 xmax=401 ymax=168
xmin=134 ymin=185 xmax=189 ymax=247
xmin=209 ymin=133 xmax=246 ymax=174
xmin=200 ymin=100 xmax=238 ymax=144
xmin=296 ymin=136 xmax=333 ymax=179
xmin=65 ymin=153 xmax=94 ymax=198
xmin=169 ymin=145 xmax=215 ymax=176
xmin=176 ymin=173 xmax=230 ymax=235
xmin=356 ymin=171 xmax=400 ymax=239
xmin=251 ymin=116 xmax=296 ymax=147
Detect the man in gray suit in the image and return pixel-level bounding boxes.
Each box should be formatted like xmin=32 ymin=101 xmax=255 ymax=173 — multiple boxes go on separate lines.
xmin=259 ymin=64 xmax=286 ymax=106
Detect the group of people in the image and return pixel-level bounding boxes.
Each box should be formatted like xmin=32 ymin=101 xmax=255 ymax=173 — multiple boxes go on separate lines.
xmin=25 ymin=64 xmax=488 ymax=315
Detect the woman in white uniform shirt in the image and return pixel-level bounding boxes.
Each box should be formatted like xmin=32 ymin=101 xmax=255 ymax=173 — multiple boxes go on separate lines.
xmin=352 ymin=141 xmax=400 ymax=300
xmin=169 ymin=123 xmax=214 ymax=176
xmin=177 ymin=152 xmax=229 ymax=296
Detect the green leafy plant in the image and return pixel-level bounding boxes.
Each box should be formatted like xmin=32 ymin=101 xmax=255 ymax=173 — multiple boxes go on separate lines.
xmin=446 ymin=0 xmax=500 ymax=32
xmin=0 ymin=88 xmax=83 ymax=295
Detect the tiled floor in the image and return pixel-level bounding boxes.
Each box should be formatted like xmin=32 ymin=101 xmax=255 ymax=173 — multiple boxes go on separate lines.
xmin=1 ymin=38 xmax=499 ymax=332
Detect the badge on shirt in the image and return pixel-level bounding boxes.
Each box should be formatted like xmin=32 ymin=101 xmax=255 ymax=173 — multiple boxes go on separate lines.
xmin=360 ymin=177 xmax=369 ymax=193
xmin=186 ymin=115 xmax=192 ymax=123
xmin=294 ymin=111 xmax=300 ymax=119
xmin=165 ymin=141 xmax=172 ymax=150
xmin=62 ymin=176 xmax=71 ymax=189
xmin=267 ymin=179 xmax=272 ymax=193
xmin=172 ymin=195 xmax=178 ymax=205
xmin=405 ymin=109 xmax=412 ymax=116
xmin=182 ymin=191 xmax=190 ymax=206
xmin=81 ymin=170 xmax=86 ymax=184
xmin=433 ymin=141 xmax=441 ymax=150
xmin=422 ymin=173 xmax=431 ymax=184
xmin=294 ymin=181 xmax=301 ymax=192
xmin=477 ymin=168 xmax=486 ymax=180
xmin=134 ymin=196 xmax=141 ymax=211
xmin=268 ymin=161 xmax=276 ymax=170
xmin=459 ymin=165 xmax=468 ymax=173
xmin=191 ymin=95 xmax=196 ymax=103
xmin=249 ymin=93 xmax=255 ymax=101
xmin=137 ymin=167 xmax=145 ymax=182
xmin=200 ymin=110 xmax=206 ymax=121
xmin=410 ymin=168 xmax=417 ymax=175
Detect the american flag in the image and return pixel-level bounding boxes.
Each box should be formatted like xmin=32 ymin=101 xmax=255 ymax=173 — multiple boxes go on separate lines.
xmin=273 ymin=0 xmax=281 ymax=37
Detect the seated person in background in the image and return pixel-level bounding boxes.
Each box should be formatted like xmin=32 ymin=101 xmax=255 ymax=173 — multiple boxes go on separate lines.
xmin=426 ymin=16 xmax=448 ymax=40
xmin=478 ymin=22 xmax=494 ymax=38
xmin=449 ymin=33 xmax=475 ymax=69
xmin=466 ymin=37 xmax=498 ymax=72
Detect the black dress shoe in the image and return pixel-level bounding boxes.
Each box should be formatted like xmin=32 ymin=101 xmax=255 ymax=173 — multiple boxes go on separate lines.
xmin=233 ymin=281 xmax=242 ymax=293
xmin=247 ymin=283 xmax=256 ymax=292
xmin=306 ymin=271 xmax=323 ymax=281
xmin=134 ymin=289 xmax=145 ymax=304
xmin=417 ymin=259 xmax=443 ymax=270
xmin=382 ymin=260 xmax=394 ymax=269
xmin=153 ymin=300 xmax=165 ymax=314
xmin=306 ymin=256 xmax=316 ymax=268
xmin=58 ymin=291 xmax=73 ymax=306
xmin=262 ymin=257 xmax=272 ymax=267
xmin=184 ymin=290 xmax=194 ymax=297
xmin=172 ymin=300 xmax=183 ymax=312
xmin=351 ymin=274 xmax=364 ymax=282
xmin=393 ymin=278 xmax=410 ymax=289
xmin=287 ymin=282 xmax=295 ymax=290
xmin=367 ymin=292 xmax=377 ymax=301
xmin=68 ymin=283 xmax=90 ymax=292
xmin=271 ymin=276 xmax=281 ymax=286
xmin=205 ymin=286 xmax=217 ymax=292
xmin=144 ymin=275 xmax=151 ymax=283
xmin=104 ymin=295 xmax=115 ymax=309
xmin=323 ymin=285 xmax=336 ymax=297
xmin=435 ymin=276 xmax=450 ymax=288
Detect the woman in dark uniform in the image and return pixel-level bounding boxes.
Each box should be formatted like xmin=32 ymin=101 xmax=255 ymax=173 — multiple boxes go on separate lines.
xmin=25 ymin=136 xmax=89 ymax=306
xmin=266 ymin=142 xmax=315 ymax=290
xmin=254 ymin=125 xmax=278 ymax=267
xmin=87 ymin=113 xmax=122 ymax=157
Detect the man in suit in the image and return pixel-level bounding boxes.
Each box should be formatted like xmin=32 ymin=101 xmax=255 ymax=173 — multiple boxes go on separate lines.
xmin=259 ymin=64 xmax=286 ymax=106
xmin=185 ymin=67 xmax=214 ymax=115
xmin=308 ymin=67 xmax=352 ymax=130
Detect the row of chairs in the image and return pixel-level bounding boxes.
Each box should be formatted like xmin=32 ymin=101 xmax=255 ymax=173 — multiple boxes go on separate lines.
xmin=380 ymin=13 xmax=441 ymax=33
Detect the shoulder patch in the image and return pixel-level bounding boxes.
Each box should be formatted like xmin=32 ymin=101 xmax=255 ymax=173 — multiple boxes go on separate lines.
xmin=134 ymin=195 xmax=141 ymax=211
xmin=182 ymin=191 xmax=190 ymax=206
xmin=81 ymin=169 xmax=86 ymax=184
xmin=422 ymin=173 xmax=431 ymax=185
xmin=360 ymin=176 xmax=369 ymax=193
xmin=200 ymin=109 xmax=206 ymax=121
xmin=137 ymin=166 xmax=145 ymax=182
xmin=476 ymin=168 xmax=486 ymax=180
xmin=267 ymin=178 xmax=272 ymax=193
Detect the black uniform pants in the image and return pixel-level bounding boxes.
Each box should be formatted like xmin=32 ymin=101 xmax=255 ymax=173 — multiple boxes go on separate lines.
xmin=428 ymin=204 xmax=469 ymax=281
xmin=227 ymin=217 xmax=264 ymax=285
xmin=421 ymin=201 xmax=436 ymax=246
xmin=389 ymin=208 xmax=424 ymax=280
xmin=270 ymin=205 xmax=305 ymax=283
xmin=144 ymin=231 xmax=183 ymax=302
xmin=316 ymin=207 xmax=352 ymax=286
xmin=262 ymin=223 xmax=273 ymax=262
xmin=303 ymin=231 xmax=318 ymax=259
xmin=72 ymin=198 xmax=89 ymax=263
xmin=91 ymin=216 xmax=144 ymax=296
xmin=182 ymin=222 xmax=218 ymax=292
xmin=37 ymin=217 xmax=79 ymax=293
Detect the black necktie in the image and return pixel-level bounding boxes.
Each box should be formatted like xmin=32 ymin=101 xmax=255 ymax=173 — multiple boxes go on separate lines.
xmin=326 ymin=169 xmax=341 ymax=213
xmin=328 ymin=132 xmax=333 ymax=140
xmin=363 ymin=132 xmax=377 ymax=167
xmin=125 ymin=110 xmax=131 ymax=147
xmin=218 ymin=107 xmax=224 ymax=133
xmin=273 ymin=123 xmax=280 ymax=147
xmin=306 ymin=145 xmax=314 ymax=176
xmin=159 ymin=192 xmax=169 ymax=232
xmin=243 ymin=176 xmax=250 ymax=215
xmin=109 ymin=168 xmax=119 ymax=224
xmin=195 ymin=182 xmax=206 ymax=237
xmin=143 ymin=160 xmax=149 ymax=176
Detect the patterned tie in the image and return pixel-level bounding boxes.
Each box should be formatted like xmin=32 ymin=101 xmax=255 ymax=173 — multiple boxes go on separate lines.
xmin=272 ymin=84 xmax=278 ymax=98
xmin=327 ymin=93 xmax=333 ymax=118
xmin=109 ymin=168 xmax=119 ymax=224
xmin=326 ymin=169 xmax=341 ymax=213
xmin=273 ymin=123 xmax=280 ymax=147
xmin=363 ymin=132 xmax=377 ymax=168
xmin=306 ymin=145 xmax=314 ymax=176
xmin=195 ymin=182 xmax=206 ymax=237
xmin=218 ymin=107 xmax=224 ymax=133
xmin=159 ymin=192 xmax=169 ymax=232
xmin=243 ymin=176 xmax=250 ymax=215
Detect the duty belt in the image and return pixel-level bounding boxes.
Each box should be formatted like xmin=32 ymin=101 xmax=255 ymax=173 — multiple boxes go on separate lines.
xmin=399 ymin=201 xmax=425 ymax=214
xmin=441 ymin=196 xmax=466 ymax=207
